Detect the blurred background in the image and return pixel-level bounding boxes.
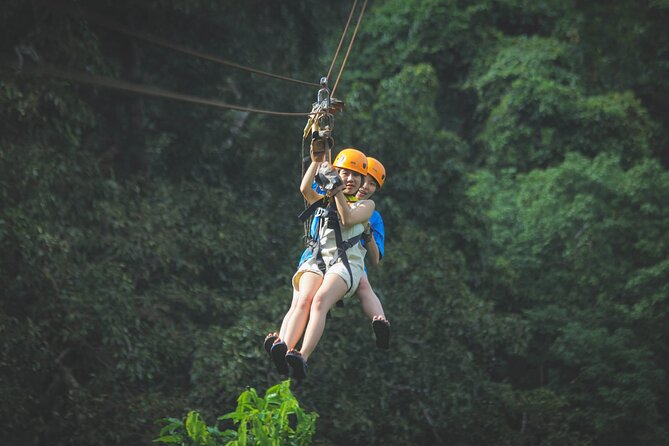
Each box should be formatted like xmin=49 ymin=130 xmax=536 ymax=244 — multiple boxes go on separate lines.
xmin=1 ymin=0 xmax=668 ymax=444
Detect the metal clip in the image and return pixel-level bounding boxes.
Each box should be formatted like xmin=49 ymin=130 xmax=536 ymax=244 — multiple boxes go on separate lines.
xmin=303 ymin=76 xmax=337 ymax=143
xmin=316 ymin=76 xmax=330 ymax=110
xmin=314 ymin=77 xmax=335 ymax=132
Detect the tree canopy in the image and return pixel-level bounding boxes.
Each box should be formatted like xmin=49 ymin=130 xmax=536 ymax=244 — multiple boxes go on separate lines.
xmin=1 ymin=1 xmax=668 ymax=445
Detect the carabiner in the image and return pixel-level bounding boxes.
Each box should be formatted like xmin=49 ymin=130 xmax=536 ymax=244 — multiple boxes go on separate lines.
xmin=316 ymin=76 xmax=331 ymax=111
xmin=318 ymin=113 xmax=334 ymax=132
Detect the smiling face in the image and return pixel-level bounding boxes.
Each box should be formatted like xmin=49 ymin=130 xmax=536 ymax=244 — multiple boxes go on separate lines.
xmin=337 ymin=168 xmax=363 ymax=195
xmin=356 ymin=175 xmax=379 ymax=200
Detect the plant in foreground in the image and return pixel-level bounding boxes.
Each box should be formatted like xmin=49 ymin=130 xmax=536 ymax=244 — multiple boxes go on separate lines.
xmin=155 ymin=380 xmax=317 ymax=446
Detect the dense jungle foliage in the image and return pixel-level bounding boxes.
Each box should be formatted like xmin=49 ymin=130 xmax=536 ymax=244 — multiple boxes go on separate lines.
xmin=1 ymin=0 xmax=668 ymax=445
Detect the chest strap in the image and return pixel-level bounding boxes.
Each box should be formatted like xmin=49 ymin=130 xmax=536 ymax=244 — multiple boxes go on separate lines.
xmin=298 ymin=197 xmax=327 ymax=223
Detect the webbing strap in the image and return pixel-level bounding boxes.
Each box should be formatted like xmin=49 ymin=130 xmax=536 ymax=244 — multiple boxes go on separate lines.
xmin=298 ymin=197 xmax=327 ymax=222
xmin=329 ymin=233 xmax=362 ymax=268
xmin=305 ymin=238 xmax=327 ymax=274
xmin=298 ymin=199 xmax=362 ymax=298
xmin=330 ymin=216 xmax=360 ymax=295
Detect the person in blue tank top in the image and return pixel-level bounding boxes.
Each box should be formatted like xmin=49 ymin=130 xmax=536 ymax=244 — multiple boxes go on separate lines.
xmin=352 ymin=157 xmax=390 ymax=349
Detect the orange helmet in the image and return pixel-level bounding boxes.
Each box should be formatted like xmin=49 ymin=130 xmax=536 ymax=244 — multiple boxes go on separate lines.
xmin=333 ymin=148 xmax=368 ymax=176
xmin=366 ymin=157 xmax=386 ymax=188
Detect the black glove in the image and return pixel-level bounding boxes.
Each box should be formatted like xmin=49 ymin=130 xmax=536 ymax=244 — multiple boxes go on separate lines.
xmin=315 ymin=162 xmax=343 ymax=191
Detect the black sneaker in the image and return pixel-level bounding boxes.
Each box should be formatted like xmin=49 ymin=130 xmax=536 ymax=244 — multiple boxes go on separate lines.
xmin=285 ymin=350 xmax=308 ymax=382
xmin=270 ymin=341 xmax=289 ymax=375
xmin=372 ymin=318 xmax=390 ymax=349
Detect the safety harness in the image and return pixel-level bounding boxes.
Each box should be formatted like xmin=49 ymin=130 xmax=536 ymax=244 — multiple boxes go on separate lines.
xmin=298 ymin=194 xmax=363 ymax=296
xmin=296 ymin=76 xmax=358 ymax=304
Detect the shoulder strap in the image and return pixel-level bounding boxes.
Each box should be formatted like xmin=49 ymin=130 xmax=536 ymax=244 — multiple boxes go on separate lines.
xmin=298 ymin=197 xmax=327 ymax=222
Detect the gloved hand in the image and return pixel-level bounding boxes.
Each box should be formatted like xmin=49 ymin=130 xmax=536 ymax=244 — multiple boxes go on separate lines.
xmin=362 ymin=223 xmax=373 ymax=241
xmin=315 ymin=162 xmax=343 ymax=192
xmin=310 ymin=139 xmax=326 ymax=162
xmin=309 ymin=123 xmax=333 ymax=163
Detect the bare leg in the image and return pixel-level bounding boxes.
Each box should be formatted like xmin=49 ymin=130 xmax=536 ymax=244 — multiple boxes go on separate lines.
xmin=265 ymin=288 xmax=298 ymax=354
xmin=356 ymin=273 xmax=386 ymax=320
xmin=279 ymin=288 xmax=300 ymax=340
xmin=282 ymin=272 xmax=322 ymax=351
xmin=300 ymin=274 xmax=348 ymax=360
xmin=357 ymin=273 xmax=390 ymax=349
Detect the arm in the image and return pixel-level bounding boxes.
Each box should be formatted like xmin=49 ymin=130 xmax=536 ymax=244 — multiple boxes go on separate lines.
xmin=332 ymin=193 xmax=375 ymax=226
xmin=301 ymin=141 xmax=329 ymax=204
xmin=363 ymin=223 xmax=381 ymax=266
xmin=365 ymin=211 xmax=385 ymax=266
xmin=300 ymin=161 xmax=323 ymax=204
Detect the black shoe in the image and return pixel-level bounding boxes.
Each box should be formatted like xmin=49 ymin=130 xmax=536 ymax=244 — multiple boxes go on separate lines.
xmin=285 ymin=350 xmax=308 ymax=382
xmin=264 ymin=333 xmax=278 ymax=356
xmin=270 ymin=341 xmax=289 ymax=375
xmin=372 ymin=318 xmax=390 ymax=349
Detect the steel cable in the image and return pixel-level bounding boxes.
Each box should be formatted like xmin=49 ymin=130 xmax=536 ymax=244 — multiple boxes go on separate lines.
xmin=1 ymin=58 xmax=309 ymax=117
xmin=85 ymin=12 xmax=321 ymax=89
xmin=326 ymin=0 xmax=358 ymax=83
xmin=331 ymin=0 xmax=369 ymax=99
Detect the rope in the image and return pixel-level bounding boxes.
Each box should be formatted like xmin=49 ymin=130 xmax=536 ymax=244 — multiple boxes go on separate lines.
xmin=85 ymin=12 xmax=321 ymax=89
xmin=326 ymin=0 xmax=358 ymax=82
xmin=1 ymin=58 xmax=309 ymax=117
xmin=8 ymin=2 xmax=371 ymax=138
xmin=332 ymin=0 xmax=369 ymax=98
xmin=301 ymin=0 xmax=365 ymax=204
xmin=301 ymin=136 xmax=309 ymax=239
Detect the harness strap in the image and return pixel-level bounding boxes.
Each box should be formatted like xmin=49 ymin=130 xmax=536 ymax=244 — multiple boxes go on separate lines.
xmin=329 ymin=234 xmax=362 ymax=268
xmin=305 ymin=237 xmax=327 ymax=274
xmin=298 ymin=193 xmax=357 ymax=223
xmin=298 ymin=197 xmax=327 ymax=222
xmin=325 ymin=202 xmax=359 ymax=296
xmin=298 ymin=196 xmax=362 ymax=304
xmin=330 ymin=231 xmax=362 ymax=307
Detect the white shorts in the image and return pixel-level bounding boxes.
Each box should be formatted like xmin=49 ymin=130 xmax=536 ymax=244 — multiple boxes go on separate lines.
xmin=292 ymin=257 xmax=363 ymax=299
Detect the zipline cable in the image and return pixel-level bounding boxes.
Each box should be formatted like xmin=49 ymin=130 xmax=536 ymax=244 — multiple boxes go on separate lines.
xmin=7 ymin=1 xmax=369 ymax=118
xmin=1 ymin=56 xmax=309 ymax=117
xmin=331 ymin=0 xmax=368 ymax=99
xmin=301 ymin=0 xmax=368 ymax=187
xmin=85 ymin=12 xmax=321 ymax=89
xmin=326 ymin=0 xmax=358 ymax=83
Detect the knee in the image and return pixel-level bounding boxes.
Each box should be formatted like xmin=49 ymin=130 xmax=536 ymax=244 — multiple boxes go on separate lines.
xmin=356 ymin=282 xmax=373 ymax=302
xmin=296 ymin=293 xmax=314 ymax=312
xmin=357 ymin=275 xmax=371 ymax=293
xmin=310 ymin=294 xmax=330 ymax=315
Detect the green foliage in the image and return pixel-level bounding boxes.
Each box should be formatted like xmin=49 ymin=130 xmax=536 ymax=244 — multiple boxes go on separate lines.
xmin=155 ymin=381 xmax=317 ymax=446
xmin=2 ymin=0 xmax=669 ymax=445
xmin=468 ymin=36 xmax=653 ymax=170
xmin=470 ymin=153 xmax=669 ymax=443
xmin=338 ymin=62 xmax=470 ymax=236
xmin=551 ymin=324 xmax=664 ymax=442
